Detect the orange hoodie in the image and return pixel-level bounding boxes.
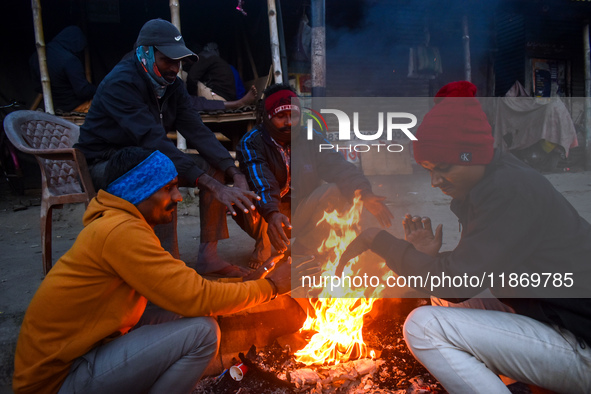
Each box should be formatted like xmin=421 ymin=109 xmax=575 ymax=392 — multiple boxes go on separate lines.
xmin=13 ymin=191 xmax=274 ymax=394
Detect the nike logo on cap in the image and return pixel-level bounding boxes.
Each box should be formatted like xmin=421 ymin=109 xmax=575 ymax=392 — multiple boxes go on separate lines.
xmin=175 ymin=35 xmax=182 ymax=41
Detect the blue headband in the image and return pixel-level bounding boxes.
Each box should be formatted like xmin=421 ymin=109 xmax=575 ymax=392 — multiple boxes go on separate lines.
xmin=106 ymin=151 xmax=178 ymax=205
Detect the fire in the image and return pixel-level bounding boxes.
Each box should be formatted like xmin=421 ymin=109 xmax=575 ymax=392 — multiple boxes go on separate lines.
xmin=295 ymin=193 xmax=378 ymax=366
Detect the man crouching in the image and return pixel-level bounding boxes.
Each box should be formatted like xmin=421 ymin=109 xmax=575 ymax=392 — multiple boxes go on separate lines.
xmin=13 ymin=147 xmax=289 ymax=394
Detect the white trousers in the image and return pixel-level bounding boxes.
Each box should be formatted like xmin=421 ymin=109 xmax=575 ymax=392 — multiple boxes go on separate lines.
xmin=403 ymin=301 xmax=591 ymax=393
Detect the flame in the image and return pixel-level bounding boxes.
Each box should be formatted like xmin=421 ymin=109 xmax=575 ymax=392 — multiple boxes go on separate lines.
xmin=295 ymin=192 xmax=378 ymax=365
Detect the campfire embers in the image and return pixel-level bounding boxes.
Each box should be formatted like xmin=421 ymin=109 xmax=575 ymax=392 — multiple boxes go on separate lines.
xmin=192 ymin=311 xmax=444 ymax=393
xmin=288 ymin=357 xmax=383 ymax=390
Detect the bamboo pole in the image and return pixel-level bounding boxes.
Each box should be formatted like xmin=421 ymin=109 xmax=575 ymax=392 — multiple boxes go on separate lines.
xmin=78 ymin=0 xmax=92 ymax=83
xmin=276 ymin=0 xmax=289 ymax=83
xmin=31 ymin=0 xmax=54 ymax=114
xmin=311 ymin=0 xmax=326 ymax=97
xmin=267 ymin=0 xmax=283 ymax=84
xmin=170 ymin=0 xmax=181 ymax=30
xmin=169 ymin=0 xmax=186 ymax=150
xmin=462 ymin=15 xmax=472 ymax=82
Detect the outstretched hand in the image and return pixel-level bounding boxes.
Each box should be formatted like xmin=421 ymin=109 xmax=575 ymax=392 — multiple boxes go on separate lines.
xmin=292 ymin=255 xmax=322 ymax=280
xmin=362 ymin=192 xmax=393 ymax=228
xmin=335 ymin=227 xmax=382 ymax=277
xmin=402 ymin=214 xmax=442 ymax=257
xmin=266 ymin=256 xmax=292 ymax=295
xmin=243 ymin=254 xmax=284 ymax=281
xmin=267 ymin=212 xmax=291 ymax=253
xmin=198 ymin=174 xmax=260 ymax=216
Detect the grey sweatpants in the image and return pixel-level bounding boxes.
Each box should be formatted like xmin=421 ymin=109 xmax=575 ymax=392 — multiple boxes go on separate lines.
xmin=58 ymin=308 xmax=220 ymax=394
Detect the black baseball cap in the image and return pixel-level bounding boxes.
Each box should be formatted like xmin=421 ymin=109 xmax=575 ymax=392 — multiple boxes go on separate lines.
xmin=136 ymin=19 xmax=197 ymax=60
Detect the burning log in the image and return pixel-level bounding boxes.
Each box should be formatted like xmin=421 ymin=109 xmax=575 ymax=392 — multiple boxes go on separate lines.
xmin=288 ymin=368 xmax=320 ymax=387
xmin=287 ymin=358 xmax=384 ymax=391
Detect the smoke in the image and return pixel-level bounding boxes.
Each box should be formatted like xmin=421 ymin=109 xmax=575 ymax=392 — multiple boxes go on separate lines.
xmin=325 ymin=0 xmax=499 ymax=96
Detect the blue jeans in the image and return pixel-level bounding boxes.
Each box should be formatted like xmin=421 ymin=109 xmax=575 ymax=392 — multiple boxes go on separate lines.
xmin=58 ymin=308 xmax=220 ymax=394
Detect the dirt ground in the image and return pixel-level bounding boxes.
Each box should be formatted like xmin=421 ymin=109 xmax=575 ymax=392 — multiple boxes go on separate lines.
xmin=1 ymin=164 xmax=590 ymax=392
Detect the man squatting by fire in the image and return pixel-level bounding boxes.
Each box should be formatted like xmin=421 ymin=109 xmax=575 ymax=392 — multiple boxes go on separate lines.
xmin=13 ymin=147 xmax=292 ymax=394
xmin=233 ymin=83 xmax=394 ymax=268
xmin=337 ymin=81 xmax=591 ymax=393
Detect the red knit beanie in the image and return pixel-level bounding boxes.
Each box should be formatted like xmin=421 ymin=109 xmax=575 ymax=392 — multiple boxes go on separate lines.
xmin=413 ymin=81 xmax=493 ymax=165
xmin=265 ymin=89 xmax=301 ymax=119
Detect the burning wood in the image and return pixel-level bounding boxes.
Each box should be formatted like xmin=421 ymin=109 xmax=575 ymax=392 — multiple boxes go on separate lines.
xmin=294 ymin=298 xmax=376 ymax=365
xmin=192 ymin=318 xmax=444 ymax=393
xmin=288 ymin=358 xmax=384 ymax=391
xmin=294 ymin=193 xmax=387 ymax=366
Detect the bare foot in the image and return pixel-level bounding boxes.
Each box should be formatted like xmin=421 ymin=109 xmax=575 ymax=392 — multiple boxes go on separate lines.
xmin=238 ymin=85 xmax=257 ymax=106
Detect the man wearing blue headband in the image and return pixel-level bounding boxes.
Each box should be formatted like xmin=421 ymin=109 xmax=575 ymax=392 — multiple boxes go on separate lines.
xmin=75 ymin=19 xmax=254 ymax=277
xmin=13 ymin=147 xmax=292 ymax=394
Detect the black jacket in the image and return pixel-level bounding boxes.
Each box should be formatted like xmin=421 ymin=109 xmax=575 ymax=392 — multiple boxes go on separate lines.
xmin=237 ymin=125 xmax=372 ymax=221
xmin=75 ymin=56 xmax=235 ymax=185
xmin=30 ymin=26 xmax=96 ymax=112
xmin=371 ymin=151 xmax=591 ymax=345
xmin=186 ymin=55 xmax=236 ymax=101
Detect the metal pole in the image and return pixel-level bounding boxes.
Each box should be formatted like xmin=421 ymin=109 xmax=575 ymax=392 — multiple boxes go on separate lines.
xmin=267 ymin=0 xmax=283 ymax=84
xmin=169 ymin=0 xmax=186 ymax=150
xmin=584 ymin=23 xmax=591 ymax=169
xmin=311 ymin=0 xmax=326 ymax=97
xmin=462 ymin=15 xmax=472 ymax=82
xmin=276 ymin=0 xmax=289 ymax=83
xmin=31 ymin=0 xmax=54 ymax=114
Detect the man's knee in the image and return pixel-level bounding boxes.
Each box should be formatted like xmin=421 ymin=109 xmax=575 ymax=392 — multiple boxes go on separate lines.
xmin=181 ymin=316 xmax=221 ymax=359
xmin=197 ymin=316 xmax=221 ymax=351
xmin=403 ymin=306 xmax=444 ymax=351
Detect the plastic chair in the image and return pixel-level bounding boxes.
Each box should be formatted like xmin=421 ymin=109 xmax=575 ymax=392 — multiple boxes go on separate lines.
xmin=3 ymin=110 xmax=96 ymax=275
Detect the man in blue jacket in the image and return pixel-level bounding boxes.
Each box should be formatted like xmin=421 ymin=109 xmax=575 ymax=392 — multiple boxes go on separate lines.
xmin=75 ymin=19 xmax=254 ymax=277
xmin=235 ymin=84 xmax=393 ymax=268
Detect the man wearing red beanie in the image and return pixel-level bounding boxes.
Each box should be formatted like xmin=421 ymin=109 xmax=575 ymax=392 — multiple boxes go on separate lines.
xmin=235 ymin=83 xmax=394 ymax=267
xmin=337 ymin=81 xmax=591 ymax=393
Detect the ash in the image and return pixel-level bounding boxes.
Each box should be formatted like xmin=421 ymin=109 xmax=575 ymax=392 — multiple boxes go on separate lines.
xmin=193 ymin=316 xmax=445 ymax=393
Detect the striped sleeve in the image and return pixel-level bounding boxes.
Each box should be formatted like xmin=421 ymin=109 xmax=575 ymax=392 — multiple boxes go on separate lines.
xmin=238 ymin=129 xmax=281 ymax=220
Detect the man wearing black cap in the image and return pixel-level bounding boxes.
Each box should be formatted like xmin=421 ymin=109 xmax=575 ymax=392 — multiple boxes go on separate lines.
xmin=75 ymin=19 xmax=254 ymax=277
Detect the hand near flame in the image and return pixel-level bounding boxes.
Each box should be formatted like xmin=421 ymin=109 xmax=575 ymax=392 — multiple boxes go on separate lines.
xmin=335 ymin=227 xmax=382 ymax=277
xmin=292 ymin=255 xmax=322 ymax=284
xmin=243 ymin=254 xmax=284 ymax=281
xmin=360 ymin=192 xmax=393 ymax=228
xmin=266 ymin=256 xmax=292 ymax=295
xmin=402 ymin=214 xmax=443 ymax=257
xmin=267 ymin=212 xmax=292 ymax=253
